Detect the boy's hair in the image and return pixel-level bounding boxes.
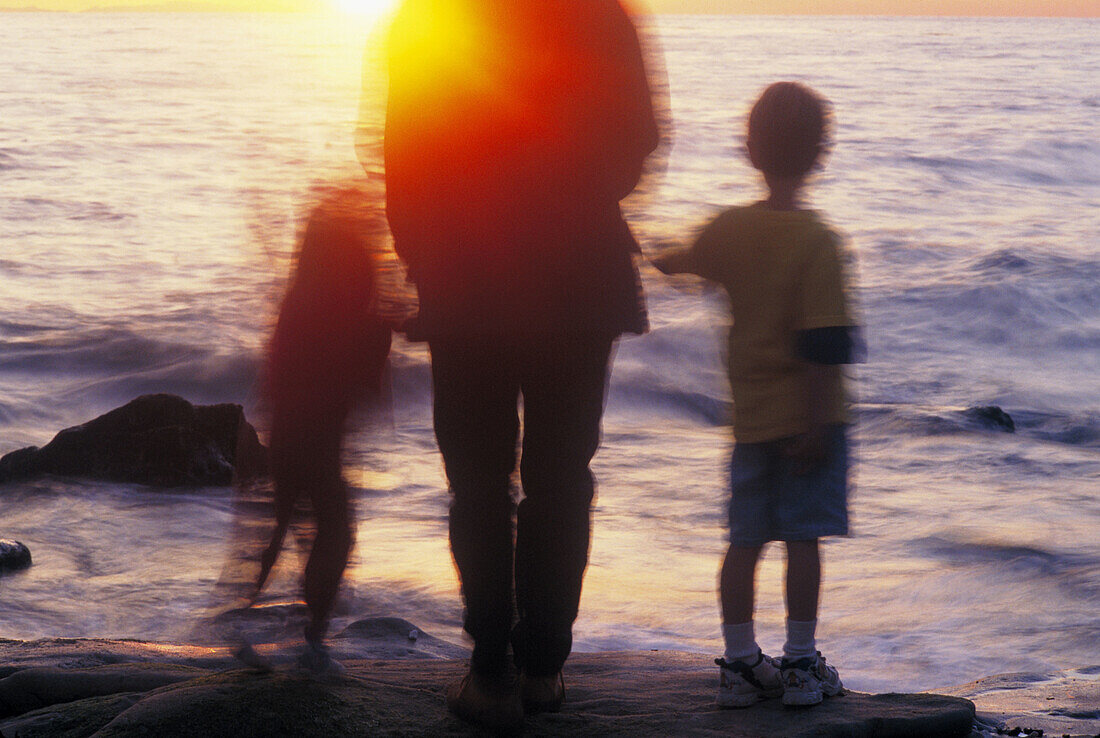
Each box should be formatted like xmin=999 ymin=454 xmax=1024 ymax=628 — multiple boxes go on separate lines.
xmin=747 ymin=82 xmax=831 ymax=178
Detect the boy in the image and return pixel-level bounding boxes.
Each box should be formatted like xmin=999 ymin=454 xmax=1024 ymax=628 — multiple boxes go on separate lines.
xmin=655 ymin=81 xmax=859 ymax=708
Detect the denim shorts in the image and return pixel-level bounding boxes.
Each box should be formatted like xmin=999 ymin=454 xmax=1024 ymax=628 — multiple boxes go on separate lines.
xmin=728 ymin=424 xmax=850 ymax=546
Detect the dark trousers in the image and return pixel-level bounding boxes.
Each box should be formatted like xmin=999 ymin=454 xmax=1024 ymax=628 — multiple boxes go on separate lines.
xmin=429 ymin=333 xmax=613 ymax=677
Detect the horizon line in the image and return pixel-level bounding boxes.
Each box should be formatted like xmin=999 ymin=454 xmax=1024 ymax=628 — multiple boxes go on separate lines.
xmin=2 ymin=6 xmax=1097 ymax=15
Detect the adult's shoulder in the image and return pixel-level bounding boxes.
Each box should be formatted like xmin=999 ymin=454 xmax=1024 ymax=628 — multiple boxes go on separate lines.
xmin=578 ymin=0 xmax=637 ymax=21
xmin=572 ymin=0 xmax=644 ymax=44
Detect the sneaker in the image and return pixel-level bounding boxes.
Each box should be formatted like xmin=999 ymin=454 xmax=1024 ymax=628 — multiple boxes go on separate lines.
xmin=446 ymin=669 xmax=524 ymax=733
xmin=297 ymin=641 xmax=347 ymax=681
xmin=715 ymin=651 xmax=784 ymax=708
xmin=519 ymin=671 xmax=565 ymax=714
xmin=780 ymin=652 xmax=844 ymax=707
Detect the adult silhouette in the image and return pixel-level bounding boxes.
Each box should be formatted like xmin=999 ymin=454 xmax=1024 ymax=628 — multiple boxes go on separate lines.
xmin=381 ymin=0 xmax=659 ymax=728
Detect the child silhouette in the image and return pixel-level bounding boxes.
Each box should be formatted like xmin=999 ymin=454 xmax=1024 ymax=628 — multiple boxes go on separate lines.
xmin=656 ymin=82 xmax=861 ymax=708
xmin=245 ymin=186 xmax=392 ymax=676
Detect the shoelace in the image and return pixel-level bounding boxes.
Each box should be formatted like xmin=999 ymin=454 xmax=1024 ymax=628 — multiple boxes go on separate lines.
xmin=715 ymin=654 xmax=771 ymax=691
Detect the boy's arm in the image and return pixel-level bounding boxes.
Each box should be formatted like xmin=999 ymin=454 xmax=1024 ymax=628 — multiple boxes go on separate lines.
xmin=650 ymin=214 xmax=730 ymax=278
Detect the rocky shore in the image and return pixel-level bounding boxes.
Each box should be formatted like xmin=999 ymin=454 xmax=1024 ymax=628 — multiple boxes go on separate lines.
xmin=1 ymin=619 xmax=1091 ymax=738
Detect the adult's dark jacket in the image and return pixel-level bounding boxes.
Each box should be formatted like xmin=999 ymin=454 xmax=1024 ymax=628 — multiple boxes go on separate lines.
xmin=384 ymin=0 xmax=659 ymax=338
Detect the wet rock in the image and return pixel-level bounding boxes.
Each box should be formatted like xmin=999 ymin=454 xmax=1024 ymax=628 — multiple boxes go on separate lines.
xmin=0 ymin=540 xmax=31 ymax=572
xmin=946 ymin=666 xmax=1100 ymax=737
xmin=965 ymin=405 xmax=1016 ymax=433
xmin=0 ymin=394 xmax=268 ymax=487
xmin=331 ymin=617 xmax=469 ymax=660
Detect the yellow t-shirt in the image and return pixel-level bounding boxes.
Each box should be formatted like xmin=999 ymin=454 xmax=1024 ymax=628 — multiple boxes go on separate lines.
xmin=670 ymin=203 xmax=856 ymax=443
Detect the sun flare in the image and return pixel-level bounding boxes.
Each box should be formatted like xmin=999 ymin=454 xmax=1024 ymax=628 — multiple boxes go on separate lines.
xmin=333 ymin=0 xmax=396 ymax=16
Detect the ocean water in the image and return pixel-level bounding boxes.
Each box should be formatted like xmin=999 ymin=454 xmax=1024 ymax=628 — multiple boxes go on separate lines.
xmin=1 ymin=12 xmax=1098 ymax=696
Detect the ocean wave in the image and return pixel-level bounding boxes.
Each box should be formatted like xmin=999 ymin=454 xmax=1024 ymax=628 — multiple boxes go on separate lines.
xmin=1005 ymin=137 xmax=1100 ymax=187
xmin=0 ymin=149 xmax=20 ymax=171
xmin=7 ymin=196 xmax=131 ymax=223
xmin=858 ymin=404 xmax=1011 ymax=438
xmin=971 ymin=249 xmax=1033 ymax=273
xmin=610 ymin=385 xmax=731 ymax=426
xmin=1011 ymin=410 xmax=1100 ymax=449
xmin=915 ymin=535 xmax=1100 ymax=599
xmin=900 ymin=140 xmax=1099 ymax=189
xmin=968 ymin=248 xmax=1100 ymax=283
xmin=0 ymin=319 xmax=61 ymax=337
xmin=0 ymin=325 xmax=207 ymax=375
xmin=58 ymin=353 xmax=263 ymax=411
xmin=0 ymin=400 xmax=23 ymax=426
xmin=866 ymin=247 xmax=1100 ymax=354
xmin=857 ymin=403 xmax=1100 ymax=449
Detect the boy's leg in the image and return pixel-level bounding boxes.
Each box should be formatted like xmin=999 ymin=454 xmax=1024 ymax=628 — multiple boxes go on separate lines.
xmin=716 ymin=543 xmax=783 ymax=707
xmin=723 ymin=437 xmax=784 ymax=660
xmin=720 ymin=544 xmax=763 ymax=656
xmin=771 ymin=426 xmax=849 ymax=705
xmin=773 ymin=425 xmax=847 ymax=666
xmin=779 ymin=532 xmax=843 ymax=704
xmin=783 ymin=538 xmax=820 ymax=659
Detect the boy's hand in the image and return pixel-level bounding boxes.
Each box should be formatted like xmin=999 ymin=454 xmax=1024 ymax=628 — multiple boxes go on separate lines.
xmin=786 ymin=425 xmax=828 ymax=475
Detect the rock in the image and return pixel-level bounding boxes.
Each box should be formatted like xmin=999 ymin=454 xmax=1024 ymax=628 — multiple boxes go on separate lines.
xmin=964 ymin=406 xmax=1016 ymax=433
xmin=0 ymin=691 xmax=143 ymax=738
xmin=0 ymin=663 xmax=205 ymax=719
xmin=944 ymin=667 xmax=1100 ymax=737
xmin=331 ymin=617 xmax=469 ymax=660
xmin=0 ymin=540 xmax=31 ymax=572
xmin=0 ymin=638 xmax=239 ymax=677
xmin=0 ymin=649 xmax=977 ymax=737
xmin=0 ymin=394 xmax=268 ymax=487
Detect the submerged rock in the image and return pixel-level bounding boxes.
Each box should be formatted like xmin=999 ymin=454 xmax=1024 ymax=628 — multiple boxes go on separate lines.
xmin=0 ymin=394 xmax=268 ymax=487
xmin=0 ymin=539 xmax=32 ymax=572
xmin=964 ymin=405 xmax=1016 ymax=433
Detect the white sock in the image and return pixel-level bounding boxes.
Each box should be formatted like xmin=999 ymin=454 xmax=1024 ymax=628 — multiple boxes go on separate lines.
xmin=783 ymin=618 xmax=817 ymax=662
xmin=722 ymin=621 xmax=759 ymax=664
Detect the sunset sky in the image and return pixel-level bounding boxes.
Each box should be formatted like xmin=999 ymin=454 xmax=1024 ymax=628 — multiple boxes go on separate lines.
xmin=2 ymin=0 xmax=1097 ymax=15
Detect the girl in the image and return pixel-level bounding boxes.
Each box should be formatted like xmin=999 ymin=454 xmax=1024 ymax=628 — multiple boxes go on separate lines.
xmin=247 ymin=187 xmax=392 ymax=674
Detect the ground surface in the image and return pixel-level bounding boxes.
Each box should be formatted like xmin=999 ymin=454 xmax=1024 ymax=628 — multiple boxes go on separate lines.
xmin=0 ymin=644 xmax=976 ymax=737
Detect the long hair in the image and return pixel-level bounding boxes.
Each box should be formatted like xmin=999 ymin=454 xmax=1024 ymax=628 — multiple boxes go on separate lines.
xmin=268 ymin=187 xmax=390 ymax=407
